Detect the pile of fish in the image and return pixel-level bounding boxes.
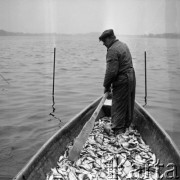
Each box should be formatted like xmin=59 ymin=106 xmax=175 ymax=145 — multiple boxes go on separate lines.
xmin=46 ymin=117 xmax=160 ymax=180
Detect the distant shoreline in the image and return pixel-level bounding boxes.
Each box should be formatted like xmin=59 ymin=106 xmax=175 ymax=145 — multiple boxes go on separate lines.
xmin=0 ymin=29 xmax=180 ymax=39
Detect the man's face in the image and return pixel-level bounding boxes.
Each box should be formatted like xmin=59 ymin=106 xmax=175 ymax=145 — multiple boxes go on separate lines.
xmin=102 ymin=37 xmax=111 ymax=48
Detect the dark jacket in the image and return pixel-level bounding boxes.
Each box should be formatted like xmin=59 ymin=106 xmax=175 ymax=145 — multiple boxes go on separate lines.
xmin=103 ymin=39 xmax=133 ymax=89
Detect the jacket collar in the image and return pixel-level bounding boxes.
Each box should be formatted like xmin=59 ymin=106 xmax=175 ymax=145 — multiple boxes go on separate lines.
xmin=107 ymin=39 xmax=118 ymax=49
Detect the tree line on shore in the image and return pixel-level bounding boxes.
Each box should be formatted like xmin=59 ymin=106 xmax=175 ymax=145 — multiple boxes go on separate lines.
xmin=0 ymin=29 xmax=180 ymax=39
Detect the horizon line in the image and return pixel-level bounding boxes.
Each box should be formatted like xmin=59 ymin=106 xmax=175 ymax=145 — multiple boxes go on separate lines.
xmin=0 ymin=29 xmax=180 ymax=37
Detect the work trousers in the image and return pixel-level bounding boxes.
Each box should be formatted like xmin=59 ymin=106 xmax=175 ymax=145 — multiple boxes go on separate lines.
xmin=111 ymin=68 xmax=136 ymax=132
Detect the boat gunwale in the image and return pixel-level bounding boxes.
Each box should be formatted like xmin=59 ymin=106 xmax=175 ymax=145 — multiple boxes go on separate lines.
xmin=13 ymin=96 xmax=103 ymax=180
xmin=135 ymin=101 xmax=180 ymax=160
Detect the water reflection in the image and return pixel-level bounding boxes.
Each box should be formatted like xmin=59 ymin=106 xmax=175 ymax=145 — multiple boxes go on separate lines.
xmin=49 ymin=95 xmax=61 ymax=123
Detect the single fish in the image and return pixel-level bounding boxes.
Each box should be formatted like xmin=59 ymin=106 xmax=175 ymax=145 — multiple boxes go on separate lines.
xmin=68 ymin=170 xmax=78 ymax=180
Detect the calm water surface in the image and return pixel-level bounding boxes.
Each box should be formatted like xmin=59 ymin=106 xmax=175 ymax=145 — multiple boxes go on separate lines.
xmin=0 ymin=35 xmax=180 ymax=179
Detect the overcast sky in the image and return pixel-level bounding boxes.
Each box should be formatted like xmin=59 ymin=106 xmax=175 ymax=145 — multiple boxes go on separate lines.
xmin=0 ymin=0 xmax=180 ymax=35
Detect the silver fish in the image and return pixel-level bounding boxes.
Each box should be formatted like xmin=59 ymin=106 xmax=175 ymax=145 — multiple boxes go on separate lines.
xmin=46 ymin=116 xmax=161 ymax=180
xmin=68 ymin=170 xmax=78 ymax=180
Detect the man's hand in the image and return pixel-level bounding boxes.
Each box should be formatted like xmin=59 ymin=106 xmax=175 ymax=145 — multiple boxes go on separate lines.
xmin=104 ymin=87 xmax=111 ymax=94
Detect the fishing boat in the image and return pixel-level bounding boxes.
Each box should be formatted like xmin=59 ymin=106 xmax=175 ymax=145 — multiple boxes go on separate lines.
xmin=13 ymin=95 xmax=180 ymax=180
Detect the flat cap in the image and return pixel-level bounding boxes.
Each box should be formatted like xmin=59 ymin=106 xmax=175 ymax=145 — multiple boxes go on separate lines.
xmin=99 ymin=29 xmax=115 ymax=41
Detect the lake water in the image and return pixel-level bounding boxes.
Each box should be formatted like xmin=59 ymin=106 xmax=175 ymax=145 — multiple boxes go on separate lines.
xmin=0 ymin=35 xmax=180 ymax=179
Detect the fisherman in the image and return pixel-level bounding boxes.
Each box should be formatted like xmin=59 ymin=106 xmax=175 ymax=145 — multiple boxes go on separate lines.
xmin=99 ymin=29 xmax=136 ymax=135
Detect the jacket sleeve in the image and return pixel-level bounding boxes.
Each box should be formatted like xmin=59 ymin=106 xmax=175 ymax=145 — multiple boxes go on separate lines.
xmin=103 ymin=49 xmax=119 ymax=88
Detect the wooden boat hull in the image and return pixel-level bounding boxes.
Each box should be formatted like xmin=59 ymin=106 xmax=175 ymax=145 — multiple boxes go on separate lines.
xmin=13 ymin=97 xmax=180 ymax=180
xmin=133 ymin=102 xmax=180 ymax=179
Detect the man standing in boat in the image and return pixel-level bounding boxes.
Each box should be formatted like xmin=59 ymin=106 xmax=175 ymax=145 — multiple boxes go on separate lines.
xmin=99 ymin=29 xmax=136 ymax=135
